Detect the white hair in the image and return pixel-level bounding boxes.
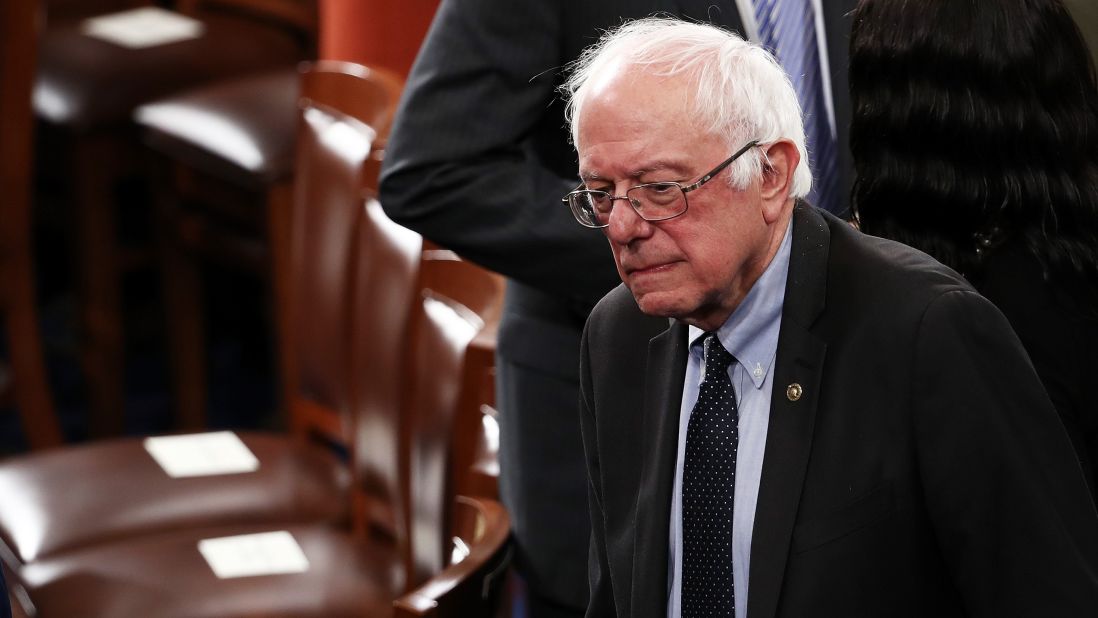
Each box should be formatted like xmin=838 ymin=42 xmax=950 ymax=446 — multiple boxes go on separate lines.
xmin=561 ymin=17 xmax=812 ymax=199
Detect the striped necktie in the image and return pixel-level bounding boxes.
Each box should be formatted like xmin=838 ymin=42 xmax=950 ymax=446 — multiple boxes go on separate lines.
xmin=752 ymin=0 xmax=839 ymax=215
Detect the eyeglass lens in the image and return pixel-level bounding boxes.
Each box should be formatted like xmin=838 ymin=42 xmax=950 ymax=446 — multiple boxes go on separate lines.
xmin=568 ymin=182 xmax=686 ymax=227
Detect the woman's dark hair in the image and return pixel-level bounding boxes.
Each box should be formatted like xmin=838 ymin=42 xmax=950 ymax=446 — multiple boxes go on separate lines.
xmin=849 ymin=0 xmax=1098 ymax=285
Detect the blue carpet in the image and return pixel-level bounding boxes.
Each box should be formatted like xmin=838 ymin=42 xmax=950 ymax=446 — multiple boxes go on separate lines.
xmin=0 ymin=261 xmax=277 ymax=453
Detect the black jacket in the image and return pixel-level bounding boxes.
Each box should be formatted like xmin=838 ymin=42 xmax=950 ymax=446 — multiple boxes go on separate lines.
xmin=580 ymin=205 xmax=1098 ymax=617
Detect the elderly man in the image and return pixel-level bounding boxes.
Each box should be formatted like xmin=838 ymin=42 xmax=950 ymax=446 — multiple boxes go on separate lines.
xmin=566 ymin=18 xmax=1098 ymax=618
xmin=380 ymin=2 xmax=859 ymax=615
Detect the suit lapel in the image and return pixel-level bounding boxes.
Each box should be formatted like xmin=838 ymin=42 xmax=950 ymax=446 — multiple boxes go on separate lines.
xmin=746 ymin=204 xmax=830 ymax=618
xmin=630 ymin=320 xmax=689 ymax=618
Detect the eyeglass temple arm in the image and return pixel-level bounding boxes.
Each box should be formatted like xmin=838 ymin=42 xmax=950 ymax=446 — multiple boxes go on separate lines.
xmin=681 ymin=140 xmax=761 ymax=192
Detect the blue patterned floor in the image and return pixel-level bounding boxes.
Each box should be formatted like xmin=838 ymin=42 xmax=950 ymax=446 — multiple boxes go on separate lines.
xmin=0 ymin=260 xmax=277 ymax=453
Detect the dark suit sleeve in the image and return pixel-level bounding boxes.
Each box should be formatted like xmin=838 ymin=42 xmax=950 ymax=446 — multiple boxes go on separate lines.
xmin=912 ymin=290 xmax=1098 ymax=615
xmin=579 ymin=315 xmax=617 ymax=616
xmin=0 ymin=568 xmax=11 ymax=618
xmin=378 ymin=0 xmax=620 ymax=303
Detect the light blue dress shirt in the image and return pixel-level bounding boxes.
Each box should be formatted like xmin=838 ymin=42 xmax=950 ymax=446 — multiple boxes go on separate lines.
xmin=667 ymin=222 xmax=792 ymax=618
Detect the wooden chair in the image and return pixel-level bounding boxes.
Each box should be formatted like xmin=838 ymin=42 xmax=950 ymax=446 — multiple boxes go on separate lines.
xmin=0 ymin=63 xmax=402 ymax=581
xmin=395 ymin=496 xmax=512 ymax=617
xmin=457 ymin=364 xmax=503 ymax=501
xmin=1 ymin=0 xmax=65 ymax=449
xmin=396 ymin=252 xmax=510 ymax=616
xmin=35 ymin=0 xmax=317 ymax=437
xmin=137 ymin=60 xmax=403 ymax=431
xmin=417 ymin=248 xmax=505 ymax=503
xmin=5 ymin=203 xmax=511 ymax=617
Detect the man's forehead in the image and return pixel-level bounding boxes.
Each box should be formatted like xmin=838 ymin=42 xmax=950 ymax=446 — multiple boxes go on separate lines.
xmin=585 ymin=61 xmax=686 ymax=106
xmin=576 ymin=70 xmax=699 ymax=151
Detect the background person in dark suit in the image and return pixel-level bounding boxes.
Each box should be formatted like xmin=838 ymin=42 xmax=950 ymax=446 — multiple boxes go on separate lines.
xmin=565 ymin=18 xmax=1098 ymax=618
xmin=0 ymin=570 xmax=10 ymax=618
xmin=848 ymin=0 xmax=1098 ymax=506
xmin=378 ymin=2 xmax=853 ymax=615
xmin=1064 ymin=0 xmax=1098 ymax=66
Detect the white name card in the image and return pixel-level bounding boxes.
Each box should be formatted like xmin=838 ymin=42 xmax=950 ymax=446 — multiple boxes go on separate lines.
xmin=82 ymin=7 xmax=205 ymax=49
xmin=198 ymin=531 xmax=310 ymax=579
xmin=144 ymin=431 xmax=259 ymax=478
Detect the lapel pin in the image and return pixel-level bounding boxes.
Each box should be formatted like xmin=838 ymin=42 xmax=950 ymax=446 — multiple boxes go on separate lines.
xmin=786 ymin=383 xmax=803 ymax=402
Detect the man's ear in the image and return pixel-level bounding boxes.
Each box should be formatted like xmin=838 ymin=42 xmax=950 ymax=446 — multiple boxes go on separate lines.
xmin=758 ymin=139 xmax=799 ymax=223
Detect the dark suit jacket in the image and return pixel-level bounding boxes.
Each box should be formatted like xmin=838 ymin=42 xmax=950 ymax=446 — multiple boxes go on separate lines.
xmin=1065 ymin=0 xmax=1098 ymax=68
xmin=579 ymin=204 xmax=1098 ymax=617
xmin=973 ymin=241 xmax=1098 ymax=505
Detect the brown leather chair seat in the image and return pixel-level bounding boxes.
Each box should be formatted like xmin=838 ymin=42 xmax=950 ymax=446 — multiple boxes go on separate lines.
xmin=12 ymin=523 xmax=400 ymax=617
xmin=4 ymin=250 xmax=510 ymax=617
xmin=0 ymin=432 xmax=349 ymax=565
xmin=6 ymin=253 xmax=509 ymax=615
xmin=136 ymin=68 xmax=301 ymax=190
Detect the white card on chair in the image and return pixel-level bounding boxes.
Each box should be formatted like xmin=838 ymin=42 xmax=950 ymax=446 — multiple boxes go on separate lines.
xmin=144 ymin=431 xmax=260 ymax=478
xmin=198 ymin=531 xmax=311 ymax=579
xmin=82 ymin=7 xmax=205 ymax=49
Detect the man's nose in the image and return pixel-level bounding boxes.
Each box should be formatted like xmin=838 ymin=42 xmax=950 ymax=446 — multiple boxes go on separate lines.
xmin=604 ymin=196 xmax=652 ymax=244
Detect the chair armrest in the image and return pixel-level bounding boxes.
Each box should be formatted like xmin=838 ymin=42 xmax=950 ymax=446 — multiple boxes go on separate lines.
xmin=393 ymin=495 xmax=512 ymax=618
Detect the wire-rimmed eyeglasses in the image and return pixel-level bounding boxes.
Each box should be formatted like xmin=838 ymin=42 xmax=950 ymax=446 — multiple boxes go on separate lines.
xmin=562 ymin=140 xmax=761 ymax=229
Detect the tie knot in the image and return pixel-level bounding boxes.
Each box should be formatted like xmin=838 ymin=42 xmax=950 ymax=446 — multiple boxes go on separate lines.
xmin=702 ymin=333 xmax=734 ymax=374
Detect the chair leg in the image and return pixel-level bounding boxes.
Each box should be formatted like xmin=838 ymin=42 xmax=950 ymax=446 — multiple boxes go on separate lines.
xmin=73 ymin=135 xmax=126 ymax=438
xmin=4 ymin=253 xmax=64 ymax=449
xmin=266 ymin=181 xmax=296 ymax=430
xmin=158 ymin=167 xmax=208 ymax=432
xmin=1 ymin=107 xmax=63 ymax=448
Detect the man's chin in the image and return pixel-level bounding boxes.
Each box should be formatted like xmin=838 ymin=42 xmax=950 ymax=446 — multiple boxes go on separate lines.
xmin=631 ymin=290 xmax=682 ymax=319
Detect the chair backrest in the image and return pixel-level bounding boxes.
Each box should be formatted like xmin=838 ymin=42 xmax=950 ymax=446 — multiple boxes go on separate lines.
xmin=283 ymin=61 xmax=404 ymax=446
xmin=416 ymin=250 xmax=505 ymax=328
xmin=178 ymin=0 xmax=318 ymax=51
xmin=346 ymin=197 xmax=422 ymax=547
xmin=1 ymin=0 xmax=64 ymax=449
xmin=42 ymin=0 xmax=149 ymax=23
xmin=341 ymin=208 xmax=506 ymax=608
xmin=416 ymin=249 xmax=505 ymax=501
xmin=402 ymin=253 xmax=505 ymax=589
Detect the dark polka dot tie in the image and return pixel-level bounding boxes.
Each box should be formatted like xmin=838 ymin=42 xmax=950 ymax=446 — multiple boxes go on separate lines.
xmin=682 ymin=333 xmax=739 ymax=617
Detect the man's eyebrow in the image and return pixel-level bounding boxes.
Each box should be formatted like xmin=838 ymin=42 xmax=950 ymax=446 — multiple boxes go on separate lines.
xmin=580 ymin=160 xmax=692 ymax=182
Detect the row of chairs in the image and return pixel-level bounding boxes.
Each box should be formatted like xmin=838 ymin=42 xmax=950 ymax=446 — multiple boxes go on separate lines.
xmin=3 ymin=2 xmax=512 ymax=614
xmin=32 ymin=0 xmax=327 ymax=439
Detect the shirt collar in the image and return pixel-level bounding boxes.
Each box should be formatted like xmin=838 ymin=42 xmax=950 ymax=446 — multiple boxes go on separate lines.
xmin=688 ymin=219 xmax=793 ymax=389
